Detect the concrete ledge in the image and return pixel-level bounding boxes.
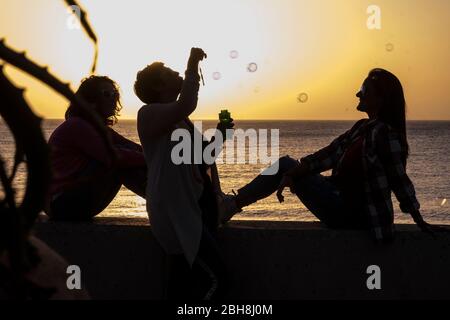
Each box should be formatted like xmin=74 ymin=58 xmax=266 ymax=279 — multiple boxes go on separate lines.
xmin=33 ymin=217 xmax=450 ymax=300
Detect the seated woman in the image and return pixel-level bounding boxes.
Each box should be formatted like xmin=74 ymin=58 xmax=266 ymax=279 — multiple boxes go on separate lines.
xmin=220 ymin=68 xmax=446 ymax=242
xmin=46 ymin=76 xmax=146 ymax=221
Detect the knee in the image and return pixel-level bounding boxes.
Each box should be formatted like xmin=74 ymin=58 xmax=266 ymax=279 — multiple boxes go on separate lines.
xmin=278 ymin=155 xmax=299 ymax=172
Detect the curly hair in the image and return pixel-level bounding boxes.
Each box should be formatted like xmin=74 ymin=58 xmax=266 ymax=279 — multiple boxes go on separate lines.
xmin=65 ymin=75 xmax=122 ymax=125
xmin=134 ymin=62 xmax=166 ymax=104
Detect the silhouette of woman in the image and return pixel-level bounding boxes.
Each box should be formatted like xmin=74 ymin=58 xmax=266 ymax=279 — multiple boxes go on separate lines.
xmin=220 ymin=69 xmax=447 ymax=241
xmin=46 ymin=76 xmax=146 ymax=221
xmin=136 ymin=48 xmax=232 ymax=300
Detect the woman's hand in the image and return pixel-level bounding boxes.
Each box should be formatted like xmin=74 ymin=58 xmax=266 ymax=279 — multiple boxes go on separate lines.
xmin=412 ymin=210 xmax=450 ymax=237
xmin=188 ymin=47 xmax=207 ymax=70
xmin=216 ymin=118 xmax=235 ymax=140
xmin=276 ymin=174 xmax=295 ymax=203
xmin=415 ymin=219 xmax=450 ymax=237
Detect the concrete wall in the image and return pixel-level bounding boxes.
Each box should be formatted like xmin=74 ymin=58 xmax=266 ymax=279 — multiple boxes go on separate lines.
xmin=34 ymin=218 xmax=450 ymax=300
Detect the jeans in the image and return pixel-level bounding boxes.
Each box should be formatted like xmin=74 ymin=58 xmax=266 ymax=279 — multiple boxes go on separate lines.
xmin=237 ymin=156 xmax=369 ymax=229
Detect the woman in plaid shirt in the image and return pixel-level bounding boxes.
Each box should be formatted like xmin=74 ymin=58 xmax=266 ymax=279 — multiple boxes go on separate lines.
xmin=220 ymin=69 xmax=446 ymax=242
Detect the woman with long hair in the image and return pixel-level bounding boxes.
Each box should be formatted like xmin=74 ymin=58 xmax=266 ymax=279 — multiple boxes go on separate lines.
xmin=220 ymin=68 xmax=446 ymax=241
xmin=46 ymin=76 xmax=146 ymax=221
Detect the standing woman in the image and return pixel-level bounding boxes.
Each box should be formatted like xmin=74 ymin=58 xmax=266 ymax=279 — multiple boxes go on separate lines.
xmin=136 ymin=48 xmax=231 ymax=300
xmin=47 ymin=76 xmax=147 ymax=221
xmin=221 ymin=69 xmax=447 ymax=241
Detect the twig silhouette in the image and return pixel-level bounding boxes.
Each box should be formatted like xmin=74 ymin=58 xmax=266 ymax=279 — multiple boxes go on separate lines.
xmin=0 ymin=39 xmax=115 ymax=159
xmin=0 ymin=0 xmax=108 ymax=299
xmin=0 ymin=66 xmax=48 ymax=298
xmin=63 ymin=0 xmax=98 ymax=74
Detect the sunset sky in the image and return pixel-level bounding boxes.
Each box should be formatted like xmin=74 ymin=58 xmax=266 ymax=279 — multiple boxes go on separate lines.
xmin=1 ymin=0 xmax=449 ymax=120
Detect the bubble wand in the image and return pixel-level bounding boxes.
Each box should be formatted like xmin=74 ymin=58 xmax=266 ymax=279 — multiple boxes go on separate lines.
xmin=199 ymin=67 xmax=205 ymax=86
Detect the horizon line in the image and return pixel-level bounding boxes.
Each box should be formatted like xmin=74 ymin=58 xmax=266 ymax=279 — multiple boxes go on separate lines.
xmin=44 ymin=118 xmax=450 ymax=121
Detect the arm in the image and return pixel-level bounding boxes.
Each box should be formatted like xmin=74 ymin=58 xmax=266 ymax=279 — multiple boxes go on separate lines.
xmin=300 ymin=119 xmax=367 ymax=174
xmin=138 ymin=48 xmax=207 ymax=139
xmin=408 ymin=209 xmax=449 ymax=235
xmin=276 ymin=119 xmax=368 ymax=202
xmin=374 ymin=127 xmax=448 ymax=234
xmin=284 ymin=161 xmax=311 ymax=179
xmin=68 ymin=118 xmax=113 ymax=167
xmin=69 ymin=119 xmax=145 ymax=168
xmin=275 ymin=160 xmax=312 ymax=203
xmin=201 ymin=119 xmax=235 ymax=164
xmin=376 ymin=128 xmax=420 ymax=215
xmin=115 ymin=148 xmax=146 ymax=168
xmin=109 ymin=128 xmax=142 ymax=152
xmin=209 ymin=163 xmax=223 ymax=195
xmin=108 ymin=129 xmax=145 ymax=167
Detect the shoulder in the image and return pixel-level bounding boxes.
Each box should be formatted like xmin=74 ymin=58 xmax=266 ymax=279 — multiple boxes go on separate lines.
xmin=137 ymin=103 xmax=171 ymax=127
xmin=54 ymin=117 xmax=100 ymax=140
xmin=49 ymin=117 xmax=86 ymax=141
xmin=137 ymin=105 xmax=150 ymax=126
xmin=63 ymin=116 xmax=93 ymax=129
xmin=138 ymin=104 xmax=150 ymax=114
xmin=370 ymin=120 xmax=397 ymax=139
xmin=137 ymin=104 xmax=155 ymax=121
xmin=350 ymin=118 xmax=370 ymax=131
xmin=369 ymin=121 xmax=402 ymax=153
xmin=355 ymin=118 xmax=369 ymax=126
xmin=137 ymin=105 xmax=156 ymax=136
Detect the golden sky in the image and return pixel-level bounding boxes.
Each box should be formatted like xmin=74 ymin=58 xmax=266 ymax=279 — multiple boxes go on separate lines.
xmin=1 ymin=0 xmax=449 ymax=120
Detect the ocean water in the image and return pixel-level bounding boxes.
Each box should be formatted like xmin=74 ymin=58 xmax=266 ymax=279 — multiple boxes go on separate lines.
xmin=1 ymin=119 xmax=449 ymax=224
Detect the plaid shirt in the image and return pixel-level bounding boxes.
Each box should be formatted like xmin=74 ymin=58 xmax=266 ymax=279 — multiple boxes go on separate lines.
xmin=301 ymin=119 xmax=420 ymax=242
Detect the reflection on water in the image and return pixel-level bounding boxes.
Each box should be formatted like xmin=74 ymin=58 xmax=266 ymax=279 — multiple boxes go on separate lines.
xmin=1 ymin=120 xmax=449 ymax=224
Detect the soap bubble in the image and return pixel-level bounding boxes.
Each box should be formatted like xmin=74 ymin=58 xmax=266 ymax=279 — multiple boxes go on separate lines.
xmin=297 ymin=92 xmax=309 ymax=103
xmin=230 ymin=50 xmax=239 ymax=59
xmin=212 ymin=72 xmax=221 ymax=80
xmin=386 ymin=43 xmax=394 ymax=52
xmin=247 ymin=63 xmax=258 ymax=73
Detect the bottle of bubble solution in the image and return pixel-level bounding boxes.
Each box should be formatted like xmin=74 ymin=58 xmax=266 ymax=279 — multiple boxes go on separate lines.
xmin=219 ymin=109 xmax=232 ymax=125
